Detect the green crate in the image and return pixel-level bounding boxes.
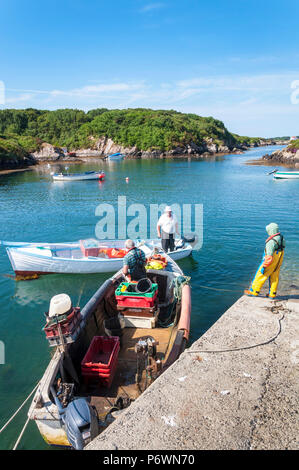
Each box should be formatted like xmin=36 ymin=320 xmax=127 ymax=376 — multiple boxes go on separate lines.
xmin=115 ymin=282 xmax=158 ymax=298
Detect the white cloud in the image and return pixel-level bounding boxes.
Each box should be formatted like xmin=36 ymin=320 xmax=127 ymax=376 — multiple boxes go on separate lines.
xmin=176 ymin=73 xmax=298 ymax=93
xmin=139 ymin=3 xmax=166 ymax=13
xmin=50 ymin=82 xmax=145 ymax=97
xmin=3 ymin=72 xmax=299 ymax=135
xmin=5 ymin=93 xmax=34 ymax=104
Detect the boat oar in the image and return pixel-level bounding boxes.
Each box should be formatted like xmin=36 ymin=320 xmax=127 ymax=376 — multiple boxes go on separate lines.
xmin=267 ymin=168 xmax=278 ymax=175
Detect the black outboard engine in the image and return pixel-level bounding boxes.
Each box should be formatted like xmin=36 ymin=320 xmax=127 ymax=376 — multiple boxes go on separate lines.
xmin=53 ymin=392 xmax=99 ymax=450
xmin=175 ymin=233 xmax=198 ymax=250
xmin=182 ymin=233 xmax=198 ymax=248
xmin=175 ymin=239 xmax=185 ymax=250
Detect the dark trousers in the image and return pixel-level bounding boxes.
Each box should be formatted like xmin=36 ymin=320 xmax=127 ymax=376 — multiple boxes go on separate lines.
xmin=161 ymin=231 xmax=175 ymax=253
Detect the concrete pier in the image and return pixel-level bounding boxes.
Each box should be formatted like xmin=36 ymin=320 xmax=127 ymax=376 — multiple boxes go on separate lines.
xmin=87 ymin=294 xmax=299 ymax=450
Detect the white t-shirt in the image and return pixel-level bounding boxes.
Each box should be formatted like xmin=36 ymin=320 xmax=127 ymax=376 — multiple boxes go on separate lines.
xmin=157 ymin=213 xmax=177 ymax=234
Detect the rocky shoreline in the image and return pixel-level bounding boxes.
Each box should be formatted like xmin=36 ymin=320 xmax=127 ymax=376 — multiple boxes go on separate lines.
xmin=262 ymin=145 xmax=299 ymax=168
xmin=0 ymin=137 xmax=287 ymax=172
xmin=31 ymin=137 xmax=284 ymax=162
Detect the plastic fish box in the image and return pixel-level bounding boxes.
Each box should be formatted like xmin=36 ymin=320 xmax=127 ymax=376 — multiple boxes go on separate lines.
xmin=116 ymin=305 xmax=159 ymax=318
xmin=115 ymin=282 xmax=158 ymax=297
xmin=82 ymin=369 xmax=116 ymax=389
xmin=43 ymin=307 xmax=81 ymax=338
xmin=81 ymin=336 xmax=120 ymax=388
xmin=80 ymin=239 xmax=101 ymax=257
xmin=81 ymin=351 xmax=119 ymax=374
xmin=123 ymin=315 xmax=156 ymax=329
xmin=46 ymin=325 xmax=81 ymax=347
xmin=115 ymin=290 xmax=158 ymax=308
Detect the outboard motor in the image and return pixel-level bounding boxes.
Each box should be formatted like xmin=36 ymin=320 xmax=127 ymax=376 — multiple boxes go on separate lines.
xmin=64 ymin=398 xmax=99 ymax=450
xmin=175 ymin=239 xmax=185 ymax=250
xmin=182 ymin=233 xmax=198 ymax=248
xmin=53 ymin=391 xmax=99 ymax=450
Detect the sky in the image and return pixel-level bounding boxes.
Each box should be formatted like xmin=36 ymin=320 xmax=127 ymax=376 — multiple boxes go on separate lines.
xmin=0 ymin=0 xmax=299 ymax=137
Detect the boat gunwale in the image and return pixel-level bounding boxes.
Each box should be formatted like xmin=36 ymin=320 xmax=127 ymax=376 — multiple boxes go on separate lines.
xmin=28 ymin=263 xmax=190 ymax=432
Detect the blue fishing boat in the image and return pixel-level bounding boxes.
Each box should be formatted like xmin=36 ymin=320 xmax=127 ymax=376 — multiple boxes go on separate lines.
xmin=107 ymin=153 xmax=124 ymax=161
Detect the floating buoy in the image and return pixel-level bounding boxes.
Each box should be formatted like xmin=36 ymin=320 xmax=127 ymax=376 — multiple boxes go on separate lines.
xmin=125 ymin=177 xmax=129 ymax=183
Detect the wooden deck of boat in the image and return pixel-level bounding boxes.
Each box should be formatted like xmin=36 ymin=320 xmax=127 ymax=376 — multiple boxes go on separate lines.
xmin=84 ymin=325 xmax=177 ymax=421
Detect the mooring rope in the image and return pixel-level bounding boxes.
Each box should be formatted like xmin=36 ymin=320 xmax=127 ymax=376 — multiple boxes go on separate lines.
xmin=186 ymin=313 xmax=284 ymax=354
xmin=12 ymin=416 xmax=30 ymax=450
xmin=198 ymin=284 xmax=243 ymax=292
xmin=0 ymin=382 xmax=39 ymax=435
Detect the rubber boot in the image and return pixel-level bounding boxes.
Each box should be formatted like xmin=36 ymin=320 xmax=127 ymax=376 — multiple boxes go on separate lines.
xmin=244 ymin=289 xmax=259 ymax=297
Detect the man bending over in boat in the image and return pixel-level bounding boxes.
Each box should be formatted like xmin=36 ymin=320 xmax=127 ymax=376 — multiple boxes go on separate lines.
xmin=122 ymin=239 xmax=147 ymax=281
xmin=244 ymin=222 xmax=285 ymax=299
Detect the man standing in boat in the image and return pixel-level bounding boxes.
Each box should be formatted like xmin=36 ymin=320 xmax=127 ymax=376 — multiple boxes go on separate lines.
xmin=244 ymin=222 xmax=285 ymax=299
xmin=157 ymin=206 xmax=179 ymax=253
xmin=122 ymin=239 xmax=147 ymax=281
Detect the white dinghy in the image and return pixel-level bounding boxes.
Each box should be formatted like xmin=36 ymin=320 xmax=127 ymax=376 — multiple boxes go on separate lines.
xmin=52 ymin=171 xmax=105 ymax=182
xmin=2 ymin=237 xmax=196 ymax=277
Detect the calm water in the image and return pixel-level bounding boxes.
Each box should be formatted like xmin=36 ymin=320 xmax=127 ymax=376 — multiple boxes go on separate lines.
xmin=0 ymin=146 xmax=298 ymax=449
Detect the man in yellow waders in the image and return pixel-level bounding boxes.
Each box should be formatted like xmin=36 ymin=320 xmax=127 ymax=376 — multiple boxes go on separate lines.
xmin=244 ymin=223 xmax=285 ymax=299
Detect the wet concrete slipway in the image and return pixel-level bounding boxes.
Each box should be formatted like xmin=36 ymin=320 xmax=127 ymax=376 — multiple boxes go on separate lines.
xmin=87 ymin=293 xmax=299 ymax=450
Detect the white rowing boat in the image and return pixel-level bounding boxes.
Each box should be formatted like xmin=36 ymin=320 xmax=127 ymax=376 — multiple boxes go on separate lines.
xmin=273 ymin=171 xmax=299 ymax=179
xmin=52 ymin=171 xmax=105 ymax=181
xmin=2 ymin=237 xmax=195 ymax=276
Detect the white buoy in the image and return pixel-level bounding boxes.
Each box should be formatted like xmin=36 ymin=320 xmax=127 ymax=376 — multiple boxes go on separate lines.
xmin=126 ymin=177 xmax=129 ymax=183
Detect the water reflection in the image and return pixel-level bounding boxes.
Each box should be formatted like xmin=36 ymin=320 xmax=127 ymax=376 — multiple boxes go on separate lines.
xmin=12 ymin=273 xmax=108 ymax=308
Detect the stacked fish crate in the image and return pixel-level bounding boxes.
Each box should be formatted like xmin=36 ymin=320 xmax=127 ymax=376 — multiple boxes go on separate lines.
xmin=115 ymin=282 xmax=159 ymax=328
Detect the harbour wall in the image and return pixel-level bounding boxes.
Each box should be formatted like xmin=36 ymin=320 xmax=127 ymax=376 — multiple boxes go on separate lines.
xmin=86 ymin=294 xmax=299 ymax=450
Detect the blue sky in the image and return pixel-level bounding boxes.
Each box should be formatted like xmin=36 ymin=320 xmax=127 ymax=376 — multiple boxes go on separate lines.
xmin=1 ymin=0 xmax=299 ymax=136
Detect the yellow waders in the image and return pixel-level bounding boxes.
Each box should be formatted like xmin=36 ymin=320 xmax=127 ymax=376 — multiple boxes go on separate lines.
xmin=250 ymin=250 xmax=284 ymax=298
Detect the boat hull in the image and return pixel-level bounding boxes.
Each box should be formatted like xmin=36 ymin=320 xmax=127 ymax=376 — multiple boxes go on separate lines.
xmin=7 ymin=247 xmax=124 ymax=274
xmin=5 ymin=241 xmax=192 ymax=275
xmin=274 ymin=171 xmax=299 ymax=179
xmin=52 ymin=172 xmax=105 ymax=181
xmin=36 ymin=418 xmax=71 ymax=447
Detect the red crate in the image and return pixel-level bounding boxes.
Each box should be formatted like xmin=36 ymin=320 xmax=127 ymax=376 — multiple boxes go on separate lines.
xmin=44 ymin=307 xmax=81 ymax=338
xmin=81 ymin=353 xmax=119 ymax=388
xmin=81 ymin=347 xmax=119 ymax=373
xmin=81 ymin=336 xmax=120 ymax=388
xmin=116 ymin=305 xmax=158 ymax=318
xmin=82 ymin=370 xmax=115 ymax=388
xmin=115 ymin=290 xmax=158 ymax=308
xmin=80 ymin=240 xmax=102 ymax=257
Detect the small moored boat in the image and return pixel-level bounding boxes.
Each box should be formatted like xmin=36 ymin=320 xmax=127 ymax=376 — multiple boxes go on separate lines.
xmin=2 ymin=237 xmax=196 ymax=277
xmin=107 ymin=153 xmax=124 ymax=161
xmin=273 ymin=170 xmax=299 ymax=179
xmin=52 ymin=171 xmax=105 ymax=181
xmin=28 ymin=255 xmax=191 ymax=449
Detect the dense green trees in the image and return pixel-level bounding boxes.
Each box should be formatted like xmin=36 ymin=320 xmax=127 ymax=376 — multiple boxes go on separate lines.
xmin=0 ymin=107 xmax=241 ymax=152
xmin=0 ymin=107 xmax=263 ymax=167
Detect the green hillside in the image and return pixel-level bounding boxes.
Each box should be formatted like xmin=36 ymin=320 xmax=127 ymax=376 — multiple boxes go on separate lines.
xmin=0 ymin=107 xmax=262 ymax=168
